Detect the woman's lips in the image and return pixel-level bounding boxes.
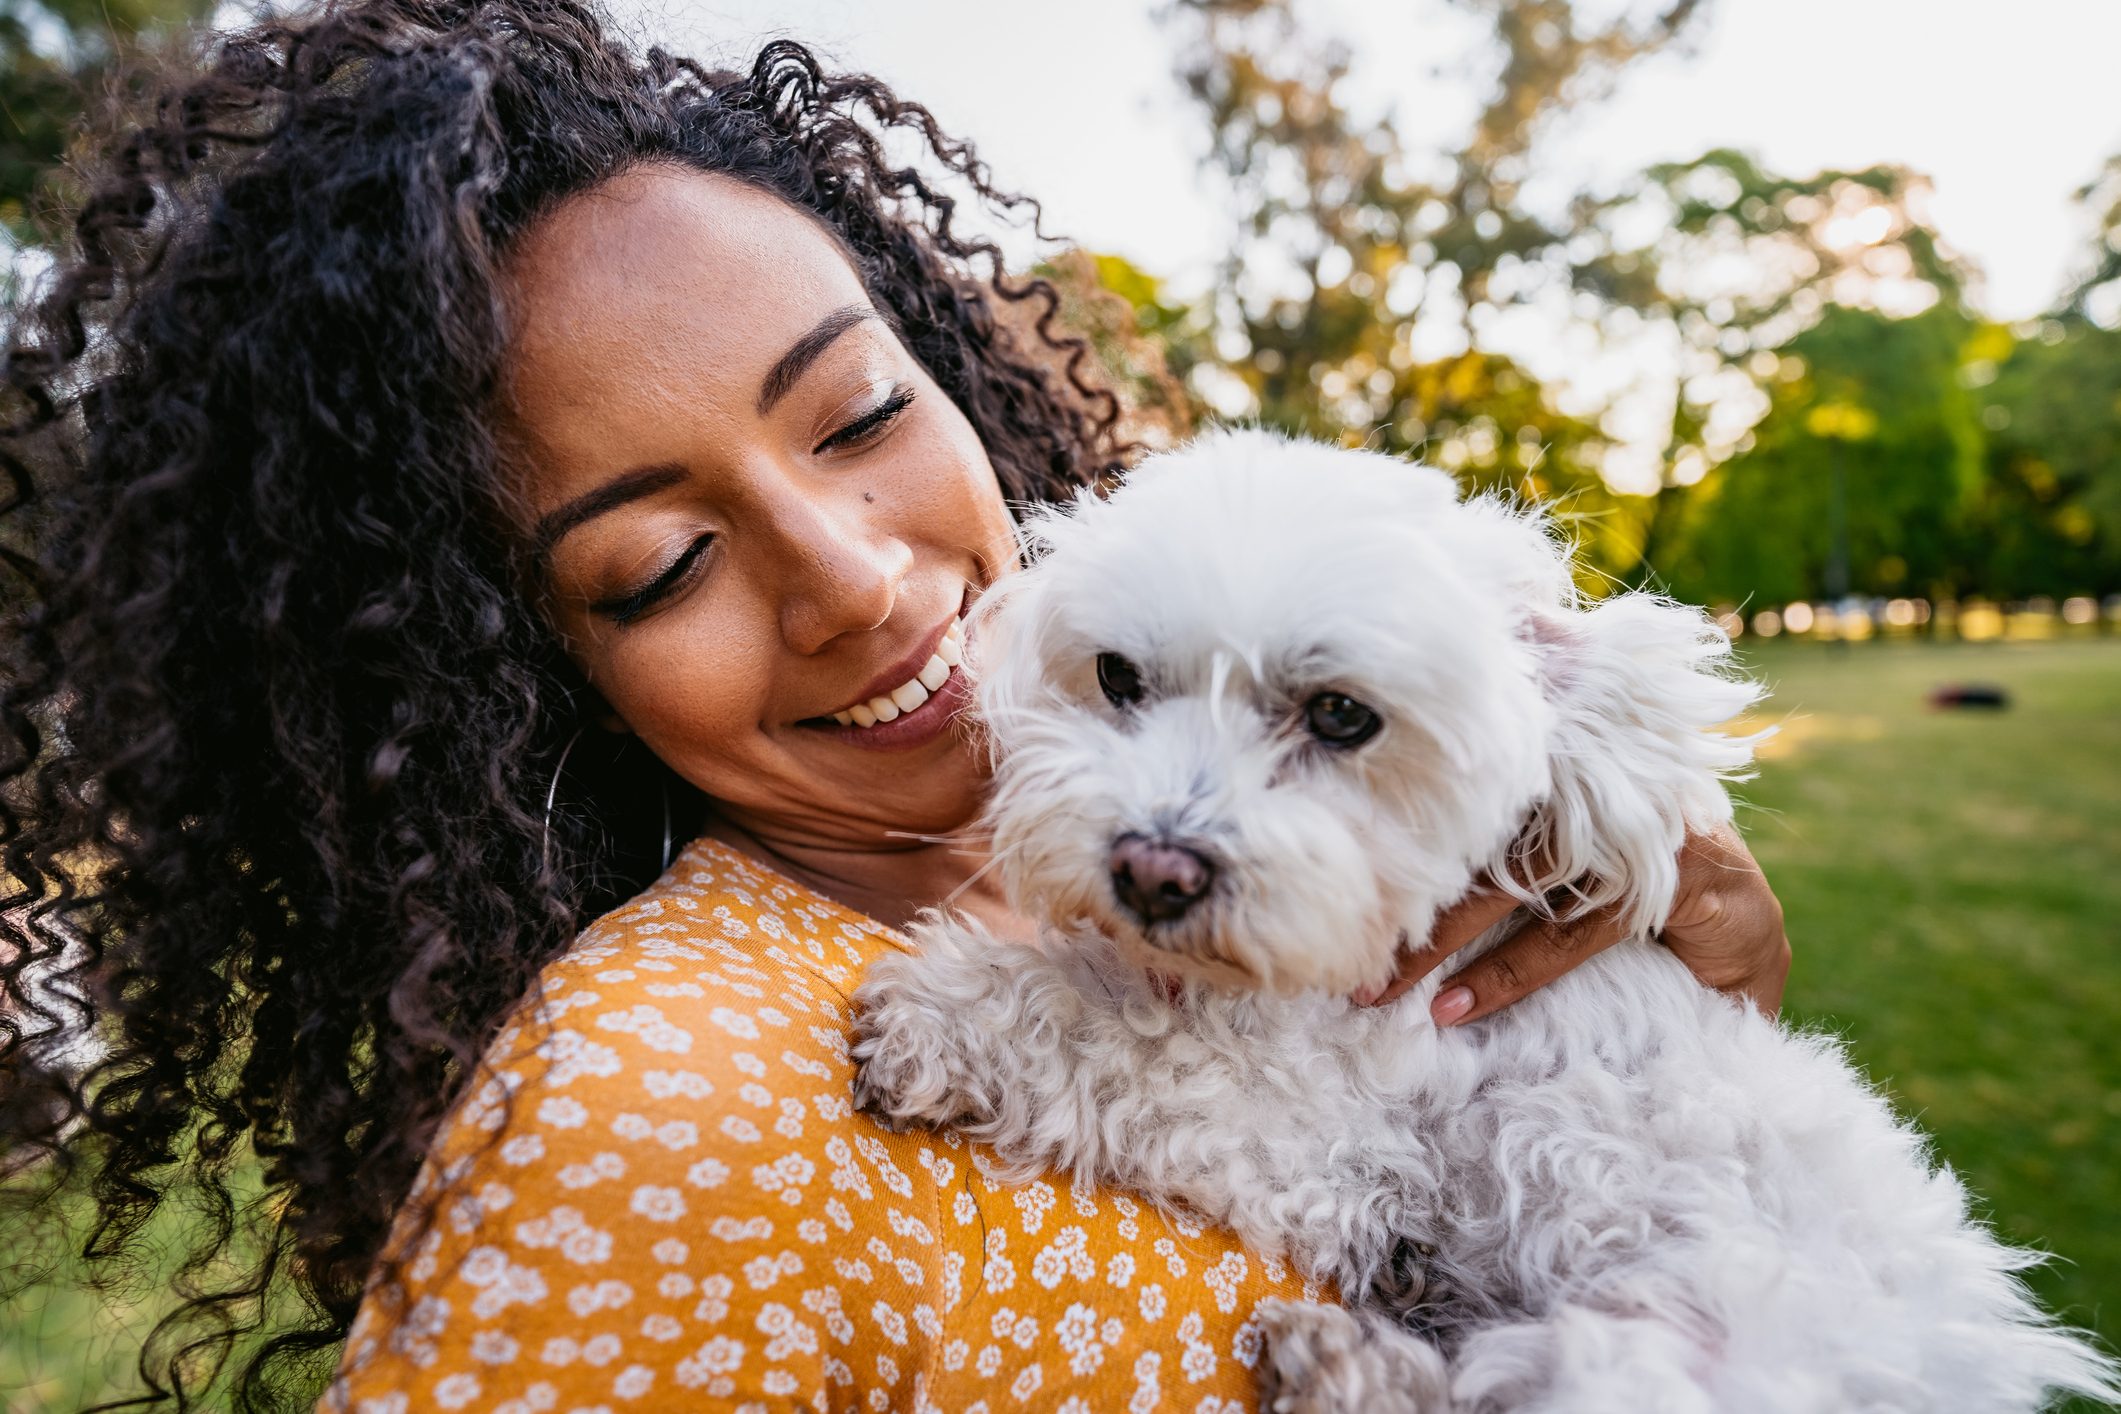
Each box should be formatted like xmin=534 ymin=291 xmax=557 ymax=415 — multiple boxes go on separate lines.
xmin=793 ymin=586 xmax=978 ymax=751
xmin=803 ymin=662 xmax=971 ymax=752
xmin=831 ymin=611 xmax=963 ymax=719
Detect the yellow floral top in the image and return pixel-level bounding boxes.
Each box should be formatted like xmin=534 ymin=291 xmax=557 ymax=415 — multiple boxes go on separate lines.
xmin=324 ymin=837 xmax=1321 ymax=1413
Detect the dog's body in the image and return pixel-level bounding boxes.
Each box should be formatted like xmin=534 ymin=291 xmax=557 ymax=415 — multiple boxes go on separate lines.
xmin=850 ymin=430 xmax=2115 ymax=1412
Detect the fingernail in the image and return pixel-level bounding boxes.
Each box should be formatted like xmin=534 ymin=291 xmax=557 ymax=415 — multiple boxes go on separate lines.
xmin=1432 ymin=986 xmax=1474 ymax=1024
xmin=1351 ymin=982 xmax=1385 ymax=1007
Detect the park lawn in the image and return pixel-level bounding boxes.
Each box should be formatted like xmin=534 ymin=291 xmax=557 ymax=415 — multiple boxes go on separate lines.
xmin=1736 ymin=634 xmax=2121 ymax=1365
xmin=5 ymin=637 xmax=2117 ymax=1408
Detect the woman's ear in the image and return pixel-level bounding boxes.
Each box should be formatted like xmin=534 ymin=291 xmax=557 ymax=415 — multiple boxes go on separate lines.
xmin=1511 ymin=593 xmax=1767 ymax=938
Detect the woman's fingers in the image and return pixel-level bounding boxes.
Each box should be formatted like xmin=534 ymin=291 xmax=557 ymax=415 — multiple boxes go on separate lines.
xmin=1356 ymin=824 xmax=1793 ymax=1021
xmin=1428 ymin=903 xmax=1631 ymax=1026
xmin=1363 ymin=884 xmax=1523 ymax=1006
xmin=1659 ymin=822 xmax=1792 ymax=1016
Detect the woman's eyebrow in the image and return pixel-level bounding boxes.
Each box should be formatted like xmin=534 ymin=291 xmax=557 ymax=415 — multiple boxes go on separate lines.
xmin=757 ymin=304 xmax=875 ymax=415
xmin=532 ymin=462 xmax=688 ymax=564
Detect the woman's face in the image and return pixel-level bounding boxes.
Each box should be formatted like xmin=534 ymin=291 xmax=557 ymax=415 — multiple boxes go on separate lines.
xmin=498 ymin=164 xmax=1019 ymax=847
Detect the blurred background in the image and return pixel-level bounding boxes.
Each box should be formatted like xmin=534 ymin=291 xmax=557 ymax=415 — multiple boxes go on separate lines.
xmin=4 ymin=0 xmax=2117 ymax=1406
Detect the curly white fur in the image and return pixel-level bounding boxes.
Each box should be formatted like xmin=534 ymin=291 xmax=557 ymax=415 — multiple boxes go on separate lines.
xmin=850 ymin=428 xmax=2117 ymax=1413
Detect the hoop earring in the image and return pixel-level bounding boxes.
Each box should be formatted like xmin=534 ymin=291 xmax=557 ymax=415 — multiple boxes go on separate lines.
xmin=659 ymin=776 xmax=674 ymax=874
xmin=540 ymin=726 xmax=585 ymax=868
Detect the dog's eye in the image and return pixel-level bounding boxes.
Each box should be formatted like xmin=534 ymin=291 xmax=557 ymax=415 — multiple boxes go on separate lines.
xmin=1097 ymin=652 xmax=1145 ymax=708
xmin=1305 ymin=692 xmax=1381 ymax=748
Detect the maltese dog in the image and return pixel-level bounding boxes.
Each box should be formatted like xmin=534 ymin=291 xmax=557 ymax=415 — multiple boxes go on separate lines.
xmin=850 ymin=429 xmax=2114 ymax=1412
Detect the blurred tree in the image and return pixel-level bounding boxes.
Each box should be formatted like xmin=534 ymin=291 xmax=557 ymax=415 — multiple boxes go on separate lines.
xmin=1132 ymin=0 xmax=1705 ymax=581
xmin=1651 ymin=303 xmax=1985 ymax=606
xmin=1 ymin=0 xmax=223 ymax=252
xmin=1967 ymin=320 xmax=2121 ymax=598
xmin=1616 ymin=148 xmax=1973 ymax=482
xmin=1610 ymin=151 xmax=2062 ymax=604
xmin=1645 ymin=145 xmax=2121 ymax=605
xmin=2059 ymin=152 xmax=2121 ymax=328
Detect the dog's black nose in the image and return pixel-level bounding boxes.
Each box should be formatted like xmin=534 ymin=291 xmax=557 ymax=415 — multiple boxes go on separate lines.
xmin=1109 ymin=833 xmax=1215 ymax=924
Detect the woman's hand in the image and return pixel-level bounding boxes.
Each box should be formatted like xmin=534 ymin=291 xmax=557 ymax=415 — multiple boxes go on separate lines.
xmin=1362 ymin=823 xmax=1792 ymax=1023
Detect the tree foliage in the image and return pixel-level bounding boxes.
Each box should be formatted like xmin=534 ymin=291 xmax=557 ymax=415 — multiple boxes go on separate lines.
xmin=2060 ymin=153 xmax=2121 ymax=327
xmin=1971 ymin=320 xmax=2121 ymax=596
xmin=1652 ymin=304 xmax=1985 ymax=605
xmin=1101 ymin=0 xmax=2121 ymax=604
xmin=1136 ymin=0 xmax=1711 ymax=580
xmin=1643 ymin=146 xmax=2121 ymax=604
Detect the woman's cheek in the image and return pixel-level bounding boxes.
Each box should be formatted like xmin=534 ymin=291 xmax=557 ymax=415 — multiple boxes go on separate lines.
xmin=599 ymin=612 xmax=780 ymax=781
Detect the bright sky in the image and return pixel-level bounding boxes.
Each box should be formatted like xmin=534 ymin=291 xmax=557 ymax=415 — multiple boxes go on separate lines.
xmin=623 ymin=0 xmax=2121 ymax=323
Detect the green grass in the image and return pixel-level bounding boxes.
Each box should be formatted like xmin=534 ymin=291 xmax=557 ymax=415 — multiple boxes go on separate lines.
xmin=5 ymin=638 xmax=2118 ymax=1407
xmin=1736 ymin=635 xmax=2121 ymax=1364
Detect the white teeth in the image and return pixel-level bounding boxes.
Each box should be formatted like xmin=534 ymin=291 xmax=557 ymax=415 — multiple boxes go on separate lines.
xmin=825 ymin=617 xmax=968 ymax=730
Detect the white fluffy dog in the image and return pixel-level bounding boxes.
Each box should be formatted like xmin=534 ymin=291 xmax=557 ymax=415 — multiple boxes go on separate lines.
xmin=849 ymin=429 xmax=2116 ymax=1413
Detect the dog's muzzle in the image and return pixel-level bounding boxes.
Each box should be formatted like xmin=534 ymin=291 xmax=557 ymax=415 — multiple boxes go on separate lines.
xmin=1109 ymin=832 xmax=1216 ymax=925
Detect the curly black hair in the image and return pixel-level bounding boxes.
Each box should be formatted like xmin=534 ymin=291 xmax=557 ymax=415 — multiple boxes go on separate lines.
xmin=0 ymin=3 xmax=1136 ymax=1407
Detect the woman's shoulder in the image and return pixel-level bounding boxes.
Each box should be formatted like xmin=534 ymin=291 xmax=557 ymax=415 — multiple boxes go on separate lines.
xmin=327 ymin=840 xmax=923 ymax=1410
xmin=327 ymin=838 xmax=1322 ymax=1413
xmin=483 ymin=834 xmax=901 ymax=1160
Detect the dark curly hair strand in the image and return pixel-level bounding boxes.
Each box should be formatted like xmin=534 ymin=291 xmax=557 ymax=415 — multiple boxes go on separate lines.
xmin=0 ymin=3 xmax=1135 ymax=1407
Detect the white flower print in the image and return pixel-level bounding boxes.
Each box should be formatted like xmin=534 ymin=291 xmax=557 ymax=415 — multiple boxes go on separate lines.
xmin=469 ymin=1330 xmax=519 ymax=1365
xmin=638 ymin=1069 xmax=713 ymax=1100
xmin=1009 ymin=1362 xmax=1043 ymax=1402
xmin=627 ymin=1184 xmax=686 ymax=1223
xmin=673 ymin=1336 xmax=744 ymax=1388
xmin=1232 ymin=1314 xmax=1264 ymax=1368
xmin=758 ymin=1301 xmax=819 ymax=1361
xmin=431 ymin=1372 xmax=480 ymax=1409
xmin=1203 ymin=1250 xmax=1248 ymax=1313
xmin=499 ymin=1135 xmax=546 ymax=1167
xmin=1010 ymin=1181 xmax=1057 ymax=1235
xmin=707 ymin=1006 xmax=758 ymax=1039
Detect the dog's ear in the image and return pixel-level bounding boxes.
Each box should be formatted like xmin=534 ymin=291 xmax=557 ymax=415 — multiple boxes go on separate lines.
xmin=1472 ymin=505 xmax=1765 ymax=936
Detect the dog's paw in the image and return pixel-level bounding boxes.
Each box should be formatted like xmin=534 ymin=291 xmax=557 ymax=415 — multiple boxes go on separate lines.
xmin=1256 ymin=1299 xmax=1366 ymax=1414
xmin=1255 ymin=1298 xmax=1450 ymax=1414
xmin=848 ymin=957 xmax=995 ymax=1135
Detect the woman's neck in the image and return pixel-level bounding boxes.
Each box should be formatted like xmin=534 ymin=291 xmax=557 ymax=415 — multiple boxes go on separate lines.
xmin=698 ymin=811 xmax=1033 ymax=943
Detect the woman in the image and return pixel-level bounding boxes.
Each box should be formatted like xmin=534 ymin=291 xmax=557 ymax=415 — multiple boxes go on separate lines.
xmin=0 ymin=2 xmax=1789 ymax=1409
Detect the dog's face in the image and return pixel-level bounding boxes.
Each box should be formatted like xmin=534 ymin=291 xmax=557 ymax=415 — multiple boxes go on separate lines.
xmin=968 ymin=431 xmax=1572 ymax=996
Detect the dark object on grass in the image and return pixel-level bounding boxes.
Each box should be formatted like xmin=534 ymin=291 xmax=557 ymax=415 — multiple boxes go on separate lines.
xmin=1927 ymin=683 xmax=2012 ymax=710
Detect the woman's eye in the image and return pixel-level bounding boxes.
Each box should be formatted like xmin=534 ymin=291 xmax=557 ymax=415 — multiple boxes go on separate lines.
xmin=814 ymin=384 xmax=916 ymax=455
xmin=591 ymin=535 xmax=713 ymax=626
xmin=1304 ymin=691 xmax=1381 ymax=748
xmin=1097 ymin=652 xmax=1144 ymax=708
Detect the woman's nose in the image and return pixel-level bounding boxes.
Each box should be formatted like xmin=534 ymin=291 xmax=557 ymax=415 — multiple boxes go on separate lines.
xmin=769 ymin=488 xmax=914 ymax=656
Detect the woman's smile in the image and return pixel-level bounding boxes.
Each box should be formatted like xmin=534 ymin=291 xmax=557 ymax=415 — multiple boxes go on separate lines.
xmin=795 ymin=592 xmax=972 ymax=750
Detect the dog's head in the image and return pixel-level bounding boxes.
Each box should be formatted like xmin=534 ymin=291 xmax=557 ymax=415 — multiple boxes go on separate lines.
xmin=968 ymin=428 xmax=1761 ymax=997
